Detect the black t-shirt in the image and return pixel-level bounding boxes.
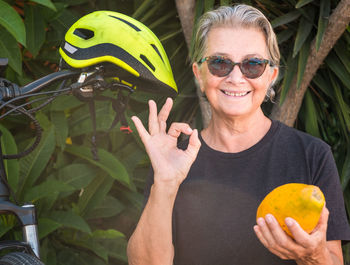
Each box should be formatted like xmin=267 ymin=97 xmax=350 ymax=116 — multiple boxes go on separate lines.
xmin=144 ymin=120 xmax=350 ymax=265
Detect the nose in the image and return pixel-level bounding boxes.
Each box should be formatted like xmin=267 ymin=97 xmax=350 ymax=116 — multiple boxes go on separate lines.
xmin=225 ymin=64 xmax=245 ymax=83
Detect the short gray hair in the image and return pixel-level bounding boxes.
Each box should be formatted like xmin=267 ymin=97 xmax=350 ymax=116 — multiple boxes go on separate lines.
xmin=190 ymin=4 xmax=280 ymax=67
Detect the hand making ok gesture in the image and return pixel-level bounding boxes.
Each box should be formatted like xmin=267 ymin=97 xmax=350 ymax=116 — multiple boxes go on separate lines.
xmin=131 ymin=98 xmax=201 ymax=191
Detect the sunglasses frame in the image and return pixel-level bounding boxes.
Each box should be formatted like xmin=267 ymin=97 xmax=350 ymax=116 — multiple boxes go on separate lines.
xmin=198 ymin=55 xmax=274 ymax=79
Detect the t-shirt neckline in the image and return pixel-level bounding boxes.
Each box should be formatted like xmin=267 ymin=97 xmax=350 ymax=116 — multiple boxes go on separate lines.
xmin=198 ymin=119 xmax=281 ymax=158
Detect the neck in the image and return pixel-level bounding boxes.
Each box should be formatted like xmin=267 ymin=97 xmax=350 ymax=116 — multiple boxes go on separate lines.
xmin=201 ymin=109 xmax=271 ymax=153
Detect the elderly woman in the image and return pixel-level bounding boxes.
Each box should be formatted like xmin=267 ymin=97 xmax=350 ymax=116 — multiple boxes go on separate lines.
xmin=127 ymin=4 xmax=350 ymax=265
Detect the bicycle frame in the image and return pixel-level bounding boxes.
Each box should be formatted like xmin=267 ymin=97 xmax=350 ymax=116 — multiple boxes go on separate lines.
xmin=0 ymin=69 xmax=80 ymax=261
xmin=0 ymin=132 xmax=40 ymax=259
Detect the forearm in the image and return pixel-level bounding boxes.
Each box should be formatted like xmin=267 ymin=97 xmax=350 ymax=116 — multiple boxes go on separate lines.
xmin=127 ymin=183 xmax=179 ymax=265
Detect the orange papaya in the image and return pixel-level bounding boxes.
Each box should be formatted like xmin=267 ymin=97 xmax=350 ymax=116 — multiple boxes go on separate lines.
xmin=256 ymin=183 xmax=325 ymax=238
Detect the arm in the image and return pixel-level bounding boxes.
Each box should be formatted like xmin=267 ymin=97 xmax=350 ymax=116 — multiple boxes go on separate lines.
xmin=127 ymin=98 xmax=201 ymax=265
xmin=254 ymin=207 xmax=344 ymax=265
xmin=127 ymin=182 xmax=178 ymax=265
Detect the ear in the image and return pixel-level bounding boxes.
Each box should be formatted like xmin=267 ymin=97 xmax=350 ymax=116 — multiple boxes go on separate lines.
xmin=269 ymin=66 xmax=279 ymax=87
xmin=192 ymin=63 xmax=205 ymax=93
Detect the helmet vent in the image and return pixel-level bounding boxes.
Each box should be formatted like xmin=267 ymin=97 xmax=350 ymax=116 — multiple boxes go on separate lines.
xmin=109 ymin=15 xmax=141 ymax=32
xmin=74 ymin=28 xmax=94 ymax=40
xmin=151 ymin=44 xmax=164 ymax=62
xmin=140 ymin=54 xmax=155 ymax=71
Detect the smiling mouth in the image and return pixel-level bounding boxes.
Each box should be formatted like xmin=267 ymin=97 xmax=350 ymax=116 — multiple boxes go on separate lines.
xmin=222 ymin=90 xmax=251 ymax=97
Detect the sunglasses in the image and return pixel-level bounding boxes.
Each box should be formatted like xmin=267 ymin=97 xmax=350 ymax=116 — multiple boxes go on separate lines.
xmin=198 ymin=56 xmax=274 ymax=79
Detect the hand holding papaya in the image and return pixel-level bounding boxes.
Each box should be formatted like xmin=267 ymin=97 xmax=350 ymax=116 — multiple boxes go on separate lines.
xmin=253 ymin=184 xmax=341 ymax=264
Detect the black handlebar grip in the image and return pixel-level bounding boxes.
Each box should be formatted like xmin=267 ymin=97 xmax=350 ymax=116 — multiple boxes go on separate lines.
xmin=0 ymin=78 xmax=20 ymax=101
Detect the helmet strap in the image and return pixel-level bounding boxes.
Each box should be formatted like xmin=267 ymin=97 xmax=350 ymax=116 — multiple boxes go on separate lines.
xmin=110 ymin=91 xmax=132 ymax=134
xmin=88 ymin=100 xmax=99 ymax=161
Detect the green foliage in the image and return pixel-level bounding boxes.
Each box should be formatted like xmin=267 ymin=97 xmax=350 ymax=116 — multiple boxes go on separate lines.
xmin=1 ymin=0 xmax=350 ymax=263
xmin=0 ymin=0 xmax=195 ymax=264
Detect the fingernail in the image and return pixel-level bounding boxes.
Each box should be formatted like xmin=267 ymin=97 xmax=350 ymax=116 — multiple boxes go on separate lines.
xmin=257 ymin=217 xmax=265 ymax=226
xmin=187 ymin=128 xmax=193 ymax=133
xmin=285 ymin=218 xmax=294 ymax=227
xmin=265 ymin=214 xmax=273 ymax=224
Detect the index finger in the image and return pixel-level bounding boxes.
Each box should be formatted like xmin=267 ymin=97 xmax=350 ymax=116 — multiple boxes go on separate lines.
xmin=131 ymin=116 xmax=150 ymax=144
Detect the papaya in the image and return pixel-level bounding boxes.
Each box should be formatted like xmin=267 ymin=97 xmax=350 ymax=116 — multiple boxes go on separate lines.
xmin=256 ymin=183 xmax=325 ymax=238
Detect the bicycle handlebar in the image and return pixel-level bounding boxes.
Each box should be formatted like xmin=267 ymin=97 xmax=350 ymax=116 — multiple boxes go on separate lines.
xmin=0 ymin=70 xmax=79 ymax=101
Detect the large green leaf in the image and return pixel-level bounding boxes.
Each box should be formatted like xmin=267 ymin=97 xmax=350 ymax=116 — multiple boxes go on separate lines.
xmin=85 ymin=195 xmax=125 ymax=219
xmin=50 ymin=94 xmax=83 ymax=111
xmin=276 ymin=28 xmax=294 ymax=44
xmin=0 ymin=124 xmax=19 ymax=191
xmin=326 ymin=52 xmax=350 ymax=91
xmin=296 ymin=39 xmax=310 ymax=89
xmin=50 ymin=210 xmax=91 ymax=234
xmin=0 ymin=0 xmax=26 ymax=46
xmin=303 ymin=89 xmax=320 ymax=138
xmin=220 ymin=0 xmax=231 ymax=5
xmin=0 ymin=215 xmax=14 ymax=238
xmin=92 ymin=229 xmax=125 ymax=239
xmin=293 ymin=10 xmax=314 ymax=57
xmin=38 ymin=217 xmax=62 ymax=239
xmin=58 ymin=163 xmax=96 ymax=189
xmin=279 ymin=55 xmax=298 ymax=105
xmin=204 ymin=0 xmax=215 ymax=12
xmin=31 ymin=0 xmax=56 ymax=11
xmin=77 ymin=174 xmax=114 ymax=216
xmin=56 ymin=248 xmax=107 ymax=265
xmin=51 ymin=111 xmax=68 ymax=149
xmin=64 ymin=145 xmax=130 ymax=187
xmin=64 ymin=238 xmax=109 ymax=262
xmin=328 ymin=72 xmax=350 ymax=138
xmin=334 ymin=38 xmax=350 ymax=74
xmin=315 ymin=0 xmax=330 ymax=51
xmin=295 ymin=0 xmax=314 ymax=8
xmin=341 ymin=145 xmax=350 ymax=190
xmin=68 ymin=102 xmax=114 ymax=137
xmin=148 ymin=10 xmax=177 ymax=30
xmin=95 ymin=229 xmax=127 ymax=263
xmin=18 ymin=125 xmax=55 ymax=196
xmin=24 ymin=178 xmax=74 ymax=202
xmin=0 ymin=28 xmax=22 ymax=75
xmin=132 ymin=0 xmax=153 ymax=19
xmin=271 ymin=10 xmax=301 ymax=28
xmin=24 ymin=4 xmax=47 ymax=58
xmin=312 ymin=72 xmax=334 ymax=99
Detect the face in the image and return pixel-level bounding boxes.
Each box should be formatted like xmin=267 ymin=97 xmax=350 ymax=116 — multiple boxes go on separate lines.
xmin=193 ymin=26 xmax=278 ymax=119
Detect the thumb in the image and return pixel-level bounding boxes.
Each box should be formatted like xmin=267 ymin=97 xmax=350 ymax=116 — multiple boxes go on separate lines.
xmin=186 ymin=129 xmax=201 ymax=160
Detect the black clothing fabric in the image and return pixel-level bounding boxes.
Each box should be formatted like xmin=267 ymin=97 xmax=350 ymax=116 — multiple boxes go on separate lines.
xmin=144 ymin=120 xmax=350 ymax=265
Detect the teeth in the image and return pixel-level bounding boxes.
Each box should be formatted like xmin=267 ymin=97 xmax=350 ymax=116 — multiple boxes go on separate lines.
xmin=223 ymin=91 xmax=249 ymax=97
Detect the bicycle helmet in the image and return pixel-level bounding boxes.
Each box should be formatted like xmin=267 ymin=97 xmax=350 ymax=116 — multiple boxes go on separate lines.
xmin=59 ymin=11 xmax=178 ymax=97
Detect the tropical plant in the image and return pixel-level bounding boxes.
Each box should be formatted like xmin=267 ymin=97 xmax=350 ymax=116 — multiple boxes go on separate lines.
xmin=0 ymin=0 xmax=195 ymax=264
xmin=1 ymin=0 xmax=350 ymax=264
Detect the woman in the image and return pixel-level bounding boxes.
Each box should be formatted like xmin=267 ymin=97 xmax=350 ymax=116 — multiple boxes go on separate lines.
xmin=127 ymin=4 xmax=350 ymax=265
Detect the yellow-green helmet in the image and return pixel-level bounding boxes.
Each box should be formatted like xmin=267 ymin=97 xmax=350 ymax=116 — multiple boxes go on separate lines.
xmin=59 ymin=11 xmax=177 ymax=97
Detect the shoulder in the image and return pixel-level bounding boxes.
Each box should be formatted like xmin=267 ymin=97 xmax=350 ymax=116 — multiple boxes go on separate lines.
xmin=273 ymin=120 xmax=331 ymax=154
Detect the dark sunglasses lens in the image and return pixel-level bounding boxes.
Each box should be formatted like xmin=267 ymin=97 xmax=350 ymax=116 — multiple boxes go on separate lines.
xmin=241 ymin=59 xmax=267 ymax=79
xmin=207 ymin=58 xmax=233 ymax=77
